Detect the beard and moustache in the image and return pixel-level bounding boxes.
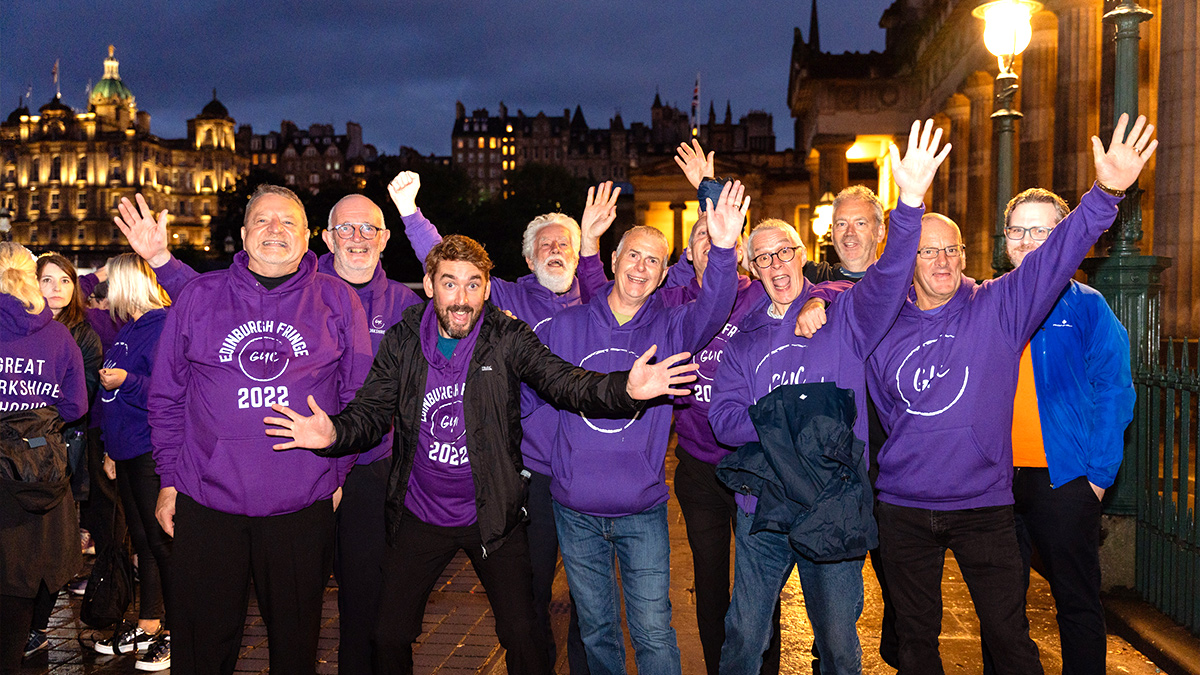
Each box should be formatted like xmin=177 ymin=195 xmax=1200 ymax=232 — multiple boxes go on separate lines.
xmin=532 ymin=255 xmax=578 ymax=295
xmin=436 ymin=302 xmax=483 ymax=339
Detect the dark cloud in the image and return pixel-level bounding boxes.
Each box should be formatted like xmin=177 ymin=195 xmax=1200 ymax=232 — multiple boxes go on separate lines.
xmin=2 ymin=0 xmax=894 ymax=155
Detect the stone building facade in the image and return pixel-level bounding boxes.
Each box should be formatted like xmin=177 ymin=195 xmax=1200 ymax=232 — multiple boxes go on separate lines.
xmin=0 ymin=47 xmax=245 ymax=264
xmin=790 ymin=0 xmax=1196 ymax=335
xmin=237 ymin=120 xmax=378 ymax=194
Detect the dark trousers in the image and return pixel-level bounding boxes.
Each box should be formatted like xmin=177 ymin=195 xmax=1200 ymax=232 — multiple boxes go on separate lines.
xmin=79 ymin=427 xmax=125 ymax=554
xmin=983 ymin=470 xmax=1106 ymax=675
xmin=0 ymin=593 xmax=36 ymax=673
xmin=876 ymin=501 xmax=1043 ymax=675
xmin=673 ymin=448 xmax=780 ymax=675
xmin=372 ymin=513 xmax=549 ymax=675
xmin=527 ymin=469 xmax=590 ymax=674
xmin=117 ymin=453 xmax=172 ymax=624
xmin=334 ymin=457 xmax=389 ymax=675
xmin=171 ymin=493 xmax=334 ymax=675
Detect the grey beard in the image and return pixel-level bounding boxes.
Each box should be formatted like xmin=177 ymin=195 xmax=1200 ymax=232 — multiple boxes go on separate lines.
xmin=534 ymin=260 xmax=576 ymax=294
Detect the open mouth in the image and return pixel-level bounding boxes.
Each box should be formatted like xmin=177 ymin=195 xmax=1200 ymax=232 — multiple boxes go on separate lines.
xmin=546 ymin=257 xmax=565 ymax=269
xmin=770 ymin=273 xmax=792 ymax=292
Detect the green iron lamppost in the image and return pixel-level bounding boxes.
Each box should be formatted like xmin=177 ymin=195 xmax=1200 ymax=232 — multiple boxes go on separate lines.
xmin=972 ymin=0 xmax=1041 ymax=277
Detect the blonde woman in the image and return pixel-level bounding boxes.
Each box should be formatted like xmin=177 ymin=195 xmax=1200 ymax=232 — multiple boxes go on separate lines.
xmin=0 ymin=242 xmax=87 ymax=672
xmin=94 ymin=253 xmax=173 ymax=670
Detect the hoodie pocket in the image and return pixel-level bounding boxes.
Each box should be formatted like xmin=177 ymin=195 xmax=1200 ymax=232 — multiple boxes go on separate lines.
xmin=876 ymin=426 xmax=1006 ymax=503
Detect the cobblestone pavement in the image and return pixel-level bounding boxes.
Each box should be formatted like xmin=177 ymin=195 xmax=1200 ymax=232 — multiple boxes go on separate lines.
xmin=18 ymin=453 xmax=1166 ymax=674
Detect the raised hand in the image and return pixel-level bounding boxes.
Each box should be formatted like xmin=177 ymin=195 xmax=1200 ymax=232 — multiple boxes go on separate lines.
xmin=265 ymin=395 xmax=336 ymax=451
xmin=387 ymin=171 xmax=421 ymax=217
xmin=889 ymin=119 xmax=952 ymax=208
xmin=114 ymin=193 xmax=171 ymax=268
xmin=674 ymin=139 xmax=715 ymax=189
xmin=794 ymin=297 xmax=828 ymax=338
xmin=580 ymin=181 xmax=622 ymax=256
xmin=626 ymin=344 xmax=700 ymax=399
xmin=704 ymin=180 xmax=751 ymax=249
xmin=1092 ymin=113 xmax=1157 ymax=192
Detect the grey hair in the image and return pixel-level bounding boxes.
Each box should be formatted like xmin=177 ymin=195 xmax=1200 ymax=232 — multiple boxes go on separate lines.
xmin=245 ymin=184 xmax=307 ymax=229
xmin=748 ymin=218 xmax=805 ymax=254
xmin=832 ymin=185 xmax=885 ymax=227
xmin=522 ymin=213 xmax=581 ymax=260
xmin=615 ymin=225 xmax=669 ymax=258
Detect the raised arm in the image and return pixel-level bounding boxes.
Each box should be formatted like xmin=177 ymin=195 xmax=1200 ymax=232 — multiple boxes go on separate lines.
xmin=114 ymin=193 xmax=198 ymax=297
xmin=388 ymin=171 xmax=442 ymax=268
xmin=675 ymin=139 xmax=715 ymax=190
xmin=579 ymin=181 xmax=621 ymax=258
xmin=997 ymin=114 xmax=1156 ymax=345
xmin=708 ymin=336 xmax=758 ymax=447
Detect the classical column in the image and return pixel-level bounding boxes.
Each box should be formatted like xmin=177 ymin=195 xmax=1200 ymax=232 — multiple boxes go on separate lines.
xmin=1152 ymin=0 xmax=1200 ymax=336
xmin=963 ymin=72 xmax=994 ymax=281
xmin=943 ymin=93 xmax=971 ymax=230
xmin=1052 ymin=0 xmax=1103 ymax=207
xmin=1019 ymin=10 xmax=1058 ymax=192
xmin=932 ymin=113 xmax=952 ymax=216
xmin=670 ymin=201 xmax=686 ymax=262
xmin=813 ymin=135 xmax=854 ymax=196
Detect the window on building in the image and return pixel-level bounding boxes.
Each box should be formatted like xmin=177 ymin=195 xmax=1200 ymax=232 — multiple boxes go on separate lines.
xmin=109 ymin=144 xmax=121 ymax=159
xmin=203 ymin=202 xmax=211 ymax=216
xmin=50 ymin=157 xmax=61 ymax=182
xmin=179 ymin=231 xmax=190 ymax=244
xmin=456 ymin=139 xmax=464 ymax=149
xmin=143 ymin=168 xmax=151 ymax=184
xmin=49 ymin=227 xmax=58 ymax=241
xmin=333 ymin=161 xmax=339 ymax=170
xmin=252 ymin=154 xmax=259 ymax=165
xmin=251 ymin=138 xmax=261 ymax=151
xmin=477 ymin=138 xmax=484 ymax=148
xmin=49 ymin=192 xmax=59 ymax=211
xmin=143 ymin=147 xmax=151 ymax=161
xmin=310 ymin=174 xmax=320 ymax=185
xmin=265 ymin=137 xmax=275 ymax=150
xmin=77 ymin=193 xmax=87 ymax=210
xmin=29 ymin=226 xmax=37 ymax=243
xmin=113 ymin=195 xmax=120 ymax=210
xmin=285 ymin=174 xmax=296 ymax=185
xmin=30 ymin=193 xmax=41 ymax=210
xmin=4 ymin=168 xmax=14 ymax=183
xmin=111 ymin=226 xmax=120 ymax=241
xmin=489 ymin=138 xmax=497 ymax=149
xmin=31 ymin=159 xmax=40 ymax=182
xmin=77 ymin=226 xmax=86 ymax=240
xmin=77 ymin=156 xmax=87 ymax=181
xmin=203 ymin=176 xmax=213 ymax=189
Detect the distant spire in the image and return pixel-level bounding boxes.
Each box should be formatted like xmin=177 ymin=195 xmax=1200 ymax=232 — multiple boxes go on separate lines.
xmin=809 ymin=0 xmax=821 ymax=52
xmin=708 ymin=101 xmax=716 ymax=125
xmin=653 ymin=88 xmax=662 ymax=108
xmin=103 ymin=46 xmax=121 ymax=81
xmin=212 ymin=87 xmax=218 ymax=100
xmin=53 ymin=59 xmax=60 ymax=98
xmin=724 ymin=100 xmax=732 ymax=125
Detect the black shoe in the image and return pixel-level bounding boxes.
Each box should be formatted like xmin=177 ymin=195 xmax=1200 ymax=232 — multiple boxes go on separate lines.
xmin=23 ymin=630 xmax=49 ymax=657
xmin=94 ymin=624 xmax=156 ymax=655
xmin=135 ymin=634 xmax=170 ymax=671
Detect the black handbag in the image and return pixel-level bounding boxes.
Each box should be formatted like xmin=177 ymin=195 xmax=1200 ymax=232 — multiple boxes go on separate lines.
xmin=80 ymin=511 xmax=133 ymax=629
xmin=0 ymin=406 xmax=70 ymax=513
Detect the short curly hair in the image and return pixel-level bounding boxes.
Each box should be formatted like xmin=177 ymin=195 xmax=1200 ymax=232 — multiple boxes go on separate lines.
xmin=425 ymin=234 xmax=494 ymax=280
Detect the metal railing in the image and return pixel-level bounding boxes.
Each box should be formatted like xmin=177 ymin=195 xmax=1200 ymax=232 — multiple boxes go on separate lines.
xmin=1135 ymin=339 xmax=1200 ymax=633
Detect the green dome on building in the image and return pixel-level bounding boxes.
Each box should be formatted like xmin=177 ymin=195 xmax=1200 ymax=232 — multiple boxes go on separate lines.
xmin=89 ymin=45 xmax=133 ymax=103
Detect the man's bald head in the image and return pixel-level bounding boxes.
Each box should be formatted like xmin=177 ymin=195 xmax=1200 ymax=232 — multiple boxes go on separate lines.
xmin=913 ymin=213 xmax=966 ymax=310
xmin=322 ymin=193 xmax=392 ymax=283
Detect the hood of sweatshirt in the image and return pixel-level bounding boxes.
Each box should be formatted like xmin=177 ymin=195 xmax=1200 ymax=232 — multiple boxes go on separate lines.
xmin=0 ymin=294 xmax=52 ymax=341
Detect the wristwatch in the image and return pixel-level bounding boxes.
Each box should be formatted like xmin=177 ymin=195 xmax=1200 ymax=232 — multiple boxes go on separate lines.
xmin=1096 ymin=181 xmax=1125 ymax=198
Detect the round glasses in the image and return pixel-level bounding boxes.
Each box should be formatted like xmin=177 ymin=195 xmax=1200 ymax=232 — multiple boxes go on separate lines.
xmin=1004 ymin=225 xmax=1053 ymax=241
xmin=916 ymin=245 xmax=965 ymax=259
xmin=752 ymin=246 xmax=799 ymax=269
xmin=329 ymin=222 xmax=382 ymax=239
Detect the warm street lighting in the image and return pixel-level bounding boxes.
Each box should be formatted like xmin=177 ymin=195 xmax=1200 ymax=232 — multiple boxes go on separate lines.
xmin=811 ymin=190 xmax=835 ymax=238
xmin=973 ymin=0 xmax=1041 ymax=276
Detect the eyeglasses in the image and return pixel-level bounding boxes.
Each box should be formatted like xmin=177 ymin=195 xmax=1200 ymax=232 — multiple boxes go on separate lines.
xmin=329 ymin=222 xmax=383 ymax=239
xmin=916 ymin=245 xmax=965 ymax=260
xmin=751 ymin=246 xmax=800 ymax=269
xmin=1004 ymin=225 xmax=1054 ymax=241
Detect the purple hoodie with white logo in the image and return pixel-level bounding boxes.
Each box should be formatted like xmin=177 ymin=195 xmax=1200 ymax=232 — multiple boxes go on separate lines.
xmin=318 ymin=253 xmax=422 ymax=466
xmin=536 ymin=245 xmax=737 ymax=517
xmin=708 ymin=199 xmax=923 ymax=514
xmin=148 ymin=250 xmax=374 ymax=517
xmin=99 ymin=308 xmax=167 ymax=461
xmin=0 ymin=295 xmax=87 ymax=422
xmin=867 ymin=186 xmax=1122 ymax=511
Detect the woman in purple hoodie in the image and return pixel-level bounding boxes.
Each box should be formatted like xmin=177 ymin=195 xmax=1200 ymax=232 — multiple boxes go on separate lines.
xmin=94 ymin=253 xmax=173 ymax=670
xmin=0 ymin=242 xmax=87 ymax=673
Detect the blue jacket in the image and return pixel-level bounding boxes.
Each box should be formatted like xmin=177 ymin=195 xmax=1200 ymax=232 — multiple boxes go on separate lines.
xmin=1029 ymin=280 xmax=1133 ymax=490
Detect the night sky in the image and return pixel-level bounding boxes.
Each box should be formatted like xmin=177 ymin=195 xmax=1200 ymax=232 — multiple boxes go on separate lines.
xmin=2 ymin=1 xmax=895 ymax=156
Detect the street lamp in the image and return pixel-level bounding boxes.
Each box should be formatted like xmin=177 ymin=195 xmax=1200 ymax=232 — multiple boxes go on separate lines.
xmin=811 ymin=190 xmax=835 ymax=264
xmin=973 ymin=0 xmax=1041 ymax=276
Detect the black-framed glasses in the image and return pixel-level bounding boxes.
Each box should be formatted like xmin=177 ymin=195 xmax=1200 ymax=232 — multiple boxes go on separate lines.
xmin=329 ymin=222 xmax=382 ymax=239
xmin=1004 ymin=225 xmax=1054 ymax=241
xmin=751 ymin=246 xmax=800 ymax=269
xmin=916 ymin=244 xmax=965 ymax=260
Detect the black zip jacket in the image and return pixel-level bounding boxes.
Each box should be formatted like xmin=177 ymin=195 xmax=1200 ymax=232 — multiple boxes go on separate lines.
xmin=318 ymin=301 xmax=642 ymax=555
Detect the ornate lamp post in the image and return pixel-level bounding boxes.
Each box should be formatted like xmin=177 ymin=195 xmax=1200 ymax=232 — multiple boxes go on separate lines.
xmin=973 ymin=0 xmax=1041 ymax=277
xmin=811 ymin=189 xmax=835 ymax=264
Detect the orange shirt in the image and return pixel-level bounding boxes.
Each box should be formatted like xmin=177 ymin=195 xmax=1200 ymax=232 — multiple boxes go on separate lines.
xmin=1012 ymin=342 xmax=1048 ymax=467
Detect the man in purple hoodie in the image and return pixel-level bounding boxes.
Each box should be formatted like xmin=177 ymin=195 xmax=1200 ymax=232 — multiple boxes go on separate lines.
xmin=318 ymin=194 xmax=422 ymax=675
xmin=388 ymin=171 xmax=617 ymax=673
xmin=135 ymin=185 xmax=374 ymax=675
xmin=866 ymin=114 xmax=1156 ymax=675
xmin=708 ymin=119 xmax=948 ymax=675
xmin=532 ymin=182 xmax=745 ymax=674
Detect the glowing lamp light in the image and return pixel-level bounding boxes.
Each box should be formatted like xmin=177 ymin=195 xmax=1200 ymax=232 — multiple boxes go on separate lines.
xmin=973 ymin=0 xmax=1042 ymax=59
xmin=811 ymin=191 xmax=836 ymax=238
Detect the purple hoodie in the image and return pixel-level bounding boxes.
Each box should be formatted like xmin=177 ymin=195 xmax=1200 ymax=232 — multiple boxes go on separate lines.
xmin=536 ymin=245 xmax=737 ymax=517
xmin=708 ymin=200 xmax=923 ymax=510
xmin=99 ymin=308 xmax=167 ymax=460
xmin=0 ymin=295 xmax=87 ymax=422
xmin=867 ymin=186 xmax=1122 ymax=511
xmin=402 ymin=208 xmax=607 ymax=476
xmin=317 ymin=253 xmax=422 ymax=465
xmin=148 ymin=250 xmax=374 ymax=517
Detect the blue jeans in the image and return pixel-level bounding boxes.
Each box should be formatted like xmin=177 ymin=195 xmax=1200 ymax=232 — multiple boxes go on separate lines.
xmin=553 ymin=501 xmax=681 ymax=675
xmin=721 ymin=508 xmax=864 ymax=675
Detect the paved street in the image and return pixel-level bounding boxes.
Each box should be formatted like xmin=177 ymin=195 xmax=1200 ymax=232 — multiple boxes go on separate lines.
xmin=17 ymin=451 xmax=1165 ymax=674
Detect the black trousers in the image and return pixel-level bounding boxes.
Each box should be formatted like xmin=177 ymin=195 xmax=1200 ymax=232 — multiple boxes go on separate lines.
xmin=79 ymin=427 xmax=125 ymax=554
xmin=372 ymin=513 xmax=550 ymax=675
xmin=673 ymin=448 xmax=780 ymax=675
xmin=527 ymin=469 xmax=590 ymax=674
xmin=334 ymin=457 xmax=389 ymax=675
xmin=983 ymin=470 xmax=1106 ymax=675
xmin=171 ymin=493 xmax=334 ymax=675
xmin=117 ymin=453 xmax=172 ymax=624
xmin=876 ymin=501 xmax=1043 ymax=675
xmin=0 ymin=593 xmax=35 ymax=673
